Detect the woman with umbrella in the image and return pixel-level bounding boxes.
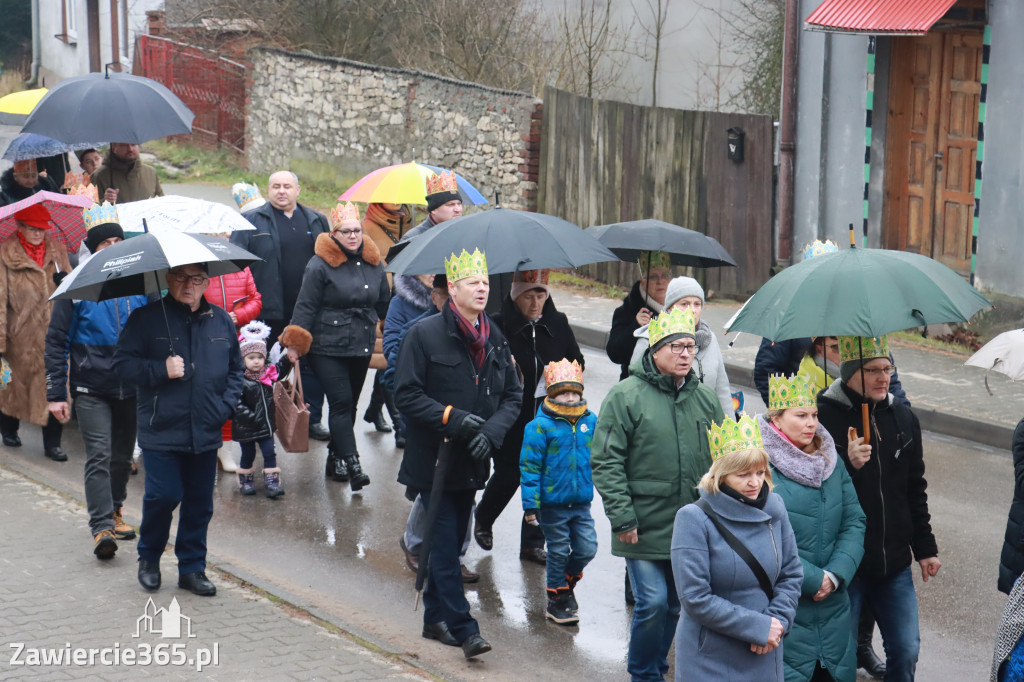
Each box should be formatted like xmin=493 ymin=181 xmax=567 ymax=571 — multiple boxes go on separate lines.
xmin=606 ymin=250 xmax=673 ymax=381
xmin=281 ymin=202 xmax=390 ymax=492
xmin=0 ymin=204 xmax=71 ymax=460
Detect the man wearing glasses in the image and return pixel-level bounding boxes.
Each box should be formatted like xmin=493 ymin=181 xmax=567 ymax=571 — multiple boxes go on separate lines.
xmin=817 ymin=335 xmax=940 ymax=682
xmin=115 ymin=264 xmax=244 ymax=597
xmin=592 ymin=307 xmax=725 ymax=681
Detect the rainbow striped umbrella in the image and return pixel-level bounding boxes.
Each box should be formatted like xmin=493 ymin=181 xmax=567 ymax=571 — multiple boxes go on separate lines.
xmin=338 ymin=162 xmax=487 ymax=206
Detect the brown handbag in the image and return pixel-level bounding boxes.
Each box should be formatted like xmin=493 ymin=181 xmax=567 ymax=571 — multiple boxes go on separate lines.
xmin=274 ymin=367 xmax=310 ymax=453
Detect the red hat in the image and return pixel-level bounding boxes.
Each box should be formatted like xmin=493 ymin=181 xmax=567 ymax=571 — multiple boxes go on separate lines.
xmin=13 ymin=203 xmax=52 ymax=230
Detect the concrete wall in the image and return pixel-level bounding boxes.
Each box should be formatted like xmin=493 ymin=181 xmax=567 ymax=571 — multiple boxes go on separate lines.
xmin=246 ymin=49 xmax=542 ymax=211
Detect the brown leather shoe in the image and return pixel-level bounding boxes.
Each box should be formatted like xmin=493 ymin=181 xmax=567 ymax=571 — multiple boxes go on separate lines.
xmin=399 ymin=537 xmax=419 ymax=573
xmin=461 ymin=564 xmax=480 ymax=583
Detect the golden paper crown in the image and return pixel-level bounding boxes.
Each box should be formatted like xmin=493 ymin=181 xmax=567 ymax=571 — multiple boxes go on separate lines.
xmin=802 ymin=239 xmax=839 ymax=260
xmin=768 ymin=374 xmax=817 ymax=410
xmin=68 ymin=182 xmax=99 ymax=203
xmin=514 ymin=269 xmax=549 ymax=285
xmin=707 ymin=414 xmax=764 ymax=462
xmin=426 ymin=170 xmax=459 ymax=196
xmin=544 ymin=359 xmax=584 ymax=392
xmin=62 ymin=171 xmax=88 ymax=189
xmin=445 ymin=248 xmax=488 ymax=281
xmin=838 ymin=335 xmax=889 ymax=364
xmin=639 ymin=250 xmax=673 ymax=273
xmin=329 ymin=202 xmax=361 ymax=229
xmin=647 ymin=307 xmax=696 ymax=347
xmin=232 ymin=182 xmax=264 ymax=211
xmin=82 ymin=202 xmax=119 ymax=230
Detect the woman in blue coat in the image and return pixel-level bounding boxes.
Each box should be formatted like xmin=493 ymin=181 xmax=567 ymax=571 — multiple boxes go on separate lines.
xmin=672 ymin=415 xmax=803 ymax=682
xmin=759 ymin=374 xmax=866 ymax=682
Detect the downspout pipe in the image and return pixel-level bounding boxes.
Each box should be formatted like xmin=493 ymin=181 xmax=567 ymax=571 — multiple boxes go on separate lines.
xmin=777 ymin=0 xmax=800 ymax=266
xmin=30 ymin=0 xmax=41 ymax=83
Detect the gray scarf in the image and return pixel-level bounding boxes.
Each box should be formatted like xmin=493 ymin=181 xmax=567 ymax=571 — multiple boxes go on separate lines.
xmin=757 ymin=413 xmax=837 ymax=488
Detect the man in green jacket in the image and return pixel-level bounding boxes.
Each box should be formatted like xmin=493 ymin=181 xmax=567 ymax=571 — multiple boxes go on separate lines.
xmin=592 ymin=307 xmax=725 ymax=681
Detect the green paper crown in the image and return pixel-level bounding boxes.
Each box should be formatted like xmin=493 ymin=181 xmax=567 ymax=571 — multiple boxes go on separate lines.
xmin=768 ymin=374 xmax=817 ymax=410
xmin=639 ymin=250 xmax=672 ymax=273
xmin=445 ymin=248 xmax=488 ymax=282
xmin=838 ymin=335 xmax=889 ymax=364
xmin=83 ymin=201 xmax=119 ymax=230
xmin=707 ymin=414 xmax=763 ymax=462
xmin=647 ymin=307 xmax=696 ymax=347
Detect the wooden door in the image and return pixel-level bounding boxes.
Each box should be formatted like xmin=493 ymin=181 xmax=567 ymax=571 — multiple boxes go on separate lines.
xmin=883 ymin=32 xmax=982 ymax=275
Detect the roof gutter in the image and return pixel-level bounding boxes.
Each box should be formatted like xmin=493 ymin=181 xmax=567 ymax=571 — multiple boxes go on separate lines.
xmin=776 ymin=0 xmax=799 ymax=266
xmin=30 ymin=0 xmax=40 ymax=83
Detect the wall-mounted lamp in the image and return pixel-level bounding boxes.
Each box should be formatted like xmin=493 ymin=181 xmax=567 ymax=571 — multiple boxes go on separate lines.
xmin=727 ymin=127 xmax=745 ymax=163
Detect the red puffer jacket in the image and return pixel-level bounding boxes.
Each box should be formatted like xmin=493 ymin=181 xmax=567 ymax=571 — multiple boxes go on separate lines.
xmin=206 ymin=267 xmax=262 ymax=327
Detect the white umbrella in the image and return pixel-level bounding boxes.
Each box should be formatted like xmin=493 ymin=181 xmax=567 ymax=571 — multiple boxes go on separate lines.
xmin=115 ymin=195 xmax=255 ymax=234
xmin=964 ymin=329 xmax=1024 ymax=382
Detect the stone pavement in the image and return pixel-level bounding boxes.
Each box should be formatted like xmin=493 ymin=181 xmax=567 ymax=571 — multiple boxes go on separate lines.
xmin=0 ymin=466 xmax=433 ymax=681
xmin=551 ymin=284 xmax=1024 ymax=450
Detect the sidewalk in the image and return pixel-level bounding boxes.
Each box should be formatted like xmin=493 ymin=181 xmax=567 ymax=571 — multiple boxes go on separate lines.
xmin=551 ymin=284 xmax=1023 ymax=450
xmin=0 ymin=466 xmax=431 ymax=681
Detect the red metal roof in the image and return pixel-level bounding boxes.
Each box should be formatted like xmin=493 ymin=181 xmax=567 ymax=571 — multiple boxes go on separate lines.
xmin=805 ymin=0 xmax=959 ymax=35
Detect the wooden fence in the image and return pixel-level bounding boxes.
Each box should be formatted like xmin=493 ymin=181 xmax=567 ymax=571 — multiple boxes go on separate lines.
xmin=538 ymin=86 xmax=774 ymax=299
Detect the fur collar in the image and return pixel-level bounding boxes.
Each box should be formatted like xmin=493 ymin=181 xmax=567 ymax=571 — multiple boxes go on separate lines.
xmin=394 ymin=274 xmax=433 ymax=310
xmin=758 ymin=413 xmax=837 ymax=488
xmin=1 ymin=233 xmax=61 ymax=271
xmin=314 ymin=232 xmax=381 ymax=268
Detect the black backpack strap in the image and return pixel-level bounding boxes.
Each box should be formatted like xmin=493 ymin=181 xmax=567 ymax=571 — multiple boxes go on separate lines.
xmin=696 ymin=498 xmax=774 ymax=602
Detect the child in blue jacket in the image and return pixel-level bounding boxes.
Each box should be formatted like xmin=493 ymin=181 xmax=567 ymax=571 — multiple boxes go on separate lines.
xmin=520 ymin=359 xmax=598 ymax=626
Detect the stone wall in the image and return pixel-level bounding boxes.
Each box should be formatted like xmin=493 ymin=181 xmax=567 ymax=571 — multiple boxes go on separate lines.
xmin=247 ymin=48 xmax=542 ymax=211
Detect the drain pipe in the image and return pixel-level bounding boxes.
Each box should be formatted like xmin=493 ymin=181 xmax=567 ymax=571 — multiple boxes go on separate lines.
xmin=776 ymin=0 xmax=800 ymax=266
xmin=30 ymin=0 xmax=40 ymax=83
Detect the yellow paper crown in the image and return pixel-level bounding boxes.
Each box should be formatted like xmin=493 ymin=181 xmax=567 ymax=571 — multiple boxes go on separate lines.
xmin=82 ymin=202 xmax=119 ymax=230
xmin=445 ymin=248 xmax=488 ymax=281
xmin=639 ymin=250 xmax=673 ymax=274
xmin=329 ymin=202 xmax=361 ymax=229
xmin=707 ymin=414 xmax=764 ymax=462
xmin=426 ymin=170 xmax=459 ymax=196
xmin=838 ymin=335 xmax=889 ymax=364
xmin=647 ymin=307 xmax=696 ymax=347
xmin=768 ymin=374 xmax=817 ymax=410
xmin=232 ymin=182 xmax=264 ymax=211
xmin=802 ymin=239 xmax=839 ymax=260
xmin=544 ymin=359 xmax=584 ymax=391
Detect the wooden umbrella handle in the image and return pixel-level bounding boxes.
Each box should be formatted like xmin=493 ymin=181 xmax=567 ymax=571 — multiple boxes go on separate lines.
xmin=861 ymin=403 xmax=871 ymax=445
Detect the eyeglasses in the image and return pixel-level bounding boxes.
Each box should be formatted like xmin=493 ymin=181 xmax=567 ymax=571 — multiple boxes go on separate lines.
xmin=665 ymin=342 xmax=697 ymax=356
xmin=862 ymin=365 xmax=896 ymax=377
xmin=168 ymin=273 xmax=209 ymax=286
xmin=644 ymin=272 xmax=673 ymax=282
xmin=336 ymin=228 xmax=362 ymax=237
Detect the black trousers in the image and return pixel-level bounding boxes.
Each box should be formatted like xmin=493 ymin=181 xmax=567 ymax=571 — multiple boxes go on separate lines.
xmin=307 ymin=354 xmax=370 ymax=456
xmin=0 ymin=411 xmax=63 ymax=449
xmin=474 ymin=419 xmax=545 ymax=550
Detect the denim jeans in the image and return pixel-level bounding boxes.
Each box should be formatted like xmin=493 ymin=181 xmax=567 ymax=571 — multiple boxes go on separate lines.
xmin=848 ymin=567 xmax=921 ymax=682
xmin=404 ymin=494 xmax=473 ymax=557
xmin=76 ymin=394 xmax=136 ymax=536
xmin=419 ymin=489 xmax=479 ymax=642
xmin=625 ymin=558 xmax=680 ymax=681
xmin=137 ymin=448 xmax=217 ymax=575
xmin=538 ymin=504 xmax=597 ymax=590
xmin=307 ymin=354 xmax=370 ymax=456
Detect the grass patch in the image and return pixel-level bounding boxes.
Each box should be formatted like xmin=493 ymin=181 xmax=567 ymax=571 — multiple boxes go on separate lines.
xmin=890 ymin=329 xmax=972 ymax=356
xmin=550 ymin=271 xmax=628 ymax=299
xmin=0 ymin=71 xmax=25 ymax=98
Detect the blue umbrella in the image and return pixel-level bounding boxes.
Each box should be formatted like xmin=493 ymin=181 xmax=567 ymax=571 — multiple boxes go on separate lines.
xmin=419 ymin=163 xmax=488 ymax=205
xmin=2 ymin=133 xmax=105 ymax=162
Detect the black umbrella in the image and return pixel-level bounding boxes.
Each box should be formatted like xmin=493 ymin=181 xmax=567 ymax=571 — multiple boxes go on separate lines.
xmin=586 ymin=219 xmax=737 ymax=268
xmin=386 ymin=208 xmax=618 ymax=275
xmin=21 ymin=68 xmax=194 ymax=145
xmin=414 ymin=438 xmax=455 ymax=608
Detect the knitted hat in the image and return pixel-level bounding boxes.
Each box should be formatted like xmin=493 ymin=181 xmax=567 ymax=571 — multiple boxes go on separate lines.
xmin=510 ymin=269 xmax=550 ymax=301
xmin=664 ymin=276 xmax=704 ymax=310
xmin=838 ymin=335 xmax=890 ymax=382
xmin=426 ymin=170 xmax=461 ymax=212
xmin=432 ymin=273 xmax=448 ymax=289
xmin=82 ymin=202 xmax=124 ymax=252
xmin=13 ymin=203 xmax=52 ymax=230
xmin=544 ymin=359 xmax=584 ymax=398
xmin=238 ymin=320 xmax=271 ymax=359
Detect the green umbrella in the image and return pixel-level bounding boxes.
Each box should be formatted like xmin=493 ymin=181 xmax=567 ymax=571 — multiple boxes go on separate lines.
xmin=726 ymin=246 xmax=991 ymax=341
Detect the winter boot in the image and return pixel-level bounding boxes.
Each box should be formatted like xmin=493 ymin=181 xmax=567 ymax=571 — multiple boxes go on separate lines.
xmin=342 ymin=452 xmax=370 ymax=491
xmin=327 ymin=444 xmax=349 ymax=482
xmin=217 ymin=447 xmax=238 ymax=472
xmin=113 ymin=507 xmax=136 ymax=540
xmin=565 ymin=572 xmax=583 ymax=612
xmin=93 ymin=529 xmax=118 ymax=559
xmin=263 ymin=468 xmax=285 ymax=499
xmin=857 ymin=611 xmax=886 ymax=679
xmin=237 ymin=469 xmax=256 ymax=496
xmin=362 ymin=374 xmax=392 ymax=432
xmin=545 ymin=588 xmax=579 ymax=625
xmin=384 ymin=389 xmax=401 ymax=432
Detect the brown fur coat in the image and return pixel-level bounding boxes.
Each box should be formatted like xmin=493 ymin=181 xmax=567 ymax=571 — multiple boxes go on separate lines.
xmin=0 ymin=234 xmax=71 ymax=425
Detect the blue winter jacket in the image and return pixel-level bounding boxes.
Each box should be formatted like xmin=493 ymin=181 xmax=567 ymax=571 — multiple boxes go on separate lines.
xmin=45 ymin=294 xmax=150 ymax=401
xmin=114 ymin=295 xmax=244 ymax=453
xmin=520 ymin=401 xmax=596 ymax=511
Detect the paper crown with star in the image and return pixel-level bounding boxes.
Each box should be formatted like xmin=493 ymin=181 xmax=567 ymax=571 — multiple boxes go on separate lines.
xmin=329 ymin=202 xmax=361 ymax=229
xmin=838 ymin=335 xmax=889 ymax=364
xmin=802 ymin=239 xmax=839 ymax=260
xmin=83 ymin=201 xmax=119 ymax=230
xmin=638 ymin=250 xmax=673 ymax=274
xmin=445 ymin=248 xmax=488 ymax=282
xmin=647 ymin=307 xmax=696 ymax=347
xmin=768 ymin=374 xmax=817 ymax=410
xmin=232 ymin=182 xmax=265 ymax=212
xmin=426 ymin=170 xmax=459 ymax=196
xmin=544 ymin=359 xmax=584 ymax=397
xmin=707 ymin=414 xmax=764 ymax=462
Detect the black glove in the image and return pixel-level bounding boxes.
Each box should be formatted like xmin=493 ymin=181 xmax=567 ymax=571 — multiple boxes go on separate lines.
xmin=53 ymin=271 xmax=67 ymax=286
xmin=466 ymin=433 xmax=492 ymax=462
xmin=457 ymin=413 xmax=485 ymax=442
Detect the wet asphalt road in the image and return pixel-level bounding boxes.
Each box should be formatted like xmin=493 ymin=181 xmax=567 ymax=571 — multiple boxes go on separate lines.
xmin=0 ymin=345 xmax=1012 ymax=681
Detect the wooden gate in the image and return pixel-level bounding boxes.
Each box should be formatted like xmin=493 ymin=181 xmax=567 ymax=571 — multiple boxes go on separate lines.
xmin=883 ymin=32 xmax=983 ymax=276
xmin=538 ymin=86 xmax=773 ymax=299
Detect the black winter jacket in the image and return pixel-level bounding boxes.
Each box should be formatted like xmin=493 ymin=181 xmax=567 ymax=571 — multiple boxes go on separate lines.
xmin=0 ymin=168 xmax=58 ymax=206
xmin=289 ymin=234 xmax=390 ymax=357
xmin=231 ymin=357 xmax=292 ymax=443
xmin=817 ymin=380 xmax=938 ymax=579
xmin=394 ymin=304 xmax=523 ymax=493
xmin=999 ymin=418 xmax=1024 ymax=593
xmin=230 ymin=201 xmax=329 ymax=320
xmin=606 ymin=281 xmax=648 ymax=381
xmin=114 ymin=295 xmax=244 ymax=453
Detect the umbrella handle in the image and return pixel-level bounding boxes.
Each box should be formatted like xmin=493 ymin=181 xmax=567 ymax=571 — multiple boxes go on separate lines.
xmin=861 ymin=404 xmax=871 ymax=446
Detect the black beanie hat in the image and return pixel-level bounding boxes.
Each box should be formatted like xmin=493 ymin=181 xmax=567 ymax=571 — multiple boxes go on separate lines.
xmin=427 ymin=189 xmax=461 ymax=213
xmin=84 ymin=222 xmax=124 ymax=253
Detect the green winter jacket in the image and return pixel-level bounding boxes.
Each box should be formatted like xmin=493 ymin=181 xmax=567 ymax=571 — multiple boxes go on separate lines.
xmin=592 ymin=351 xmax=725 ymax=560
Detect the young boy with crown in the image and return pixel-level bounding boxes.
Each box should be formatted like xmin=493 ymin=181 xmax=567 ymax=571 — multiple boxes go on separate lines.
xmin=520 ymin=359 xmax=598 ymax=625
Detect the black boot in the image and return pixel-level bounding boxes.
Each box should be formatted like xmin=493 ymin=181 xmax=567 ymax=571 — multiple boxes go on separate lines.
xmin=362 ymin=374 xmax=392 ymax=432
xmin=342 ymin=452 xmax=370 ymax=491
xmin=857 ymin=611 xmax=886 ymax=679
xmin=325 ymin=445 xmax=348 ymax=482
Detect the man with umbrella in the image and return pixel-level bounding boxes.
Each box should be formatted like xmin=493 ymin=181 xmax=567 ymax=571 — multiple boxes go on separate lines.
xmin=114 ymin=262 xmax=244 ymax=596
xmin=397 ymin=170 xmax=463 ymax=243
xmin=394 ymin=248 xmax=522 ymax=659
xmin=92 ymin=143 xmax=163 ymax=205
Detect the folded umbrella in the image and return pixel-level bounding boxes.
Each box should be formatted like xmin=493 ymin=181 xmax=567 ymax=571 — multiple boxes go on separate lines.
xmin=3 ymin=133 xmax=107 ymax=162
xmin=587 ymin=219 xmax=737 ymax=268
xmin=338 ymin=162 xmax=487 ymax=206
xmin=0 ymin=191 xmax=94 ymax=251
xmin=0 ymin=87 xmax=47 ymax=126
xmin=115 ymin=195 xmax=256 ymax=235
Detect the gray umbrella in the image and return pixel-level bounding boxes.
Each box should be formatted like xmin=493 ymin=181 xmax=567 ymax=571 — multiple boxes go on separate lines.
xmin=20 ymin=68 xmax=194 ymax=145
